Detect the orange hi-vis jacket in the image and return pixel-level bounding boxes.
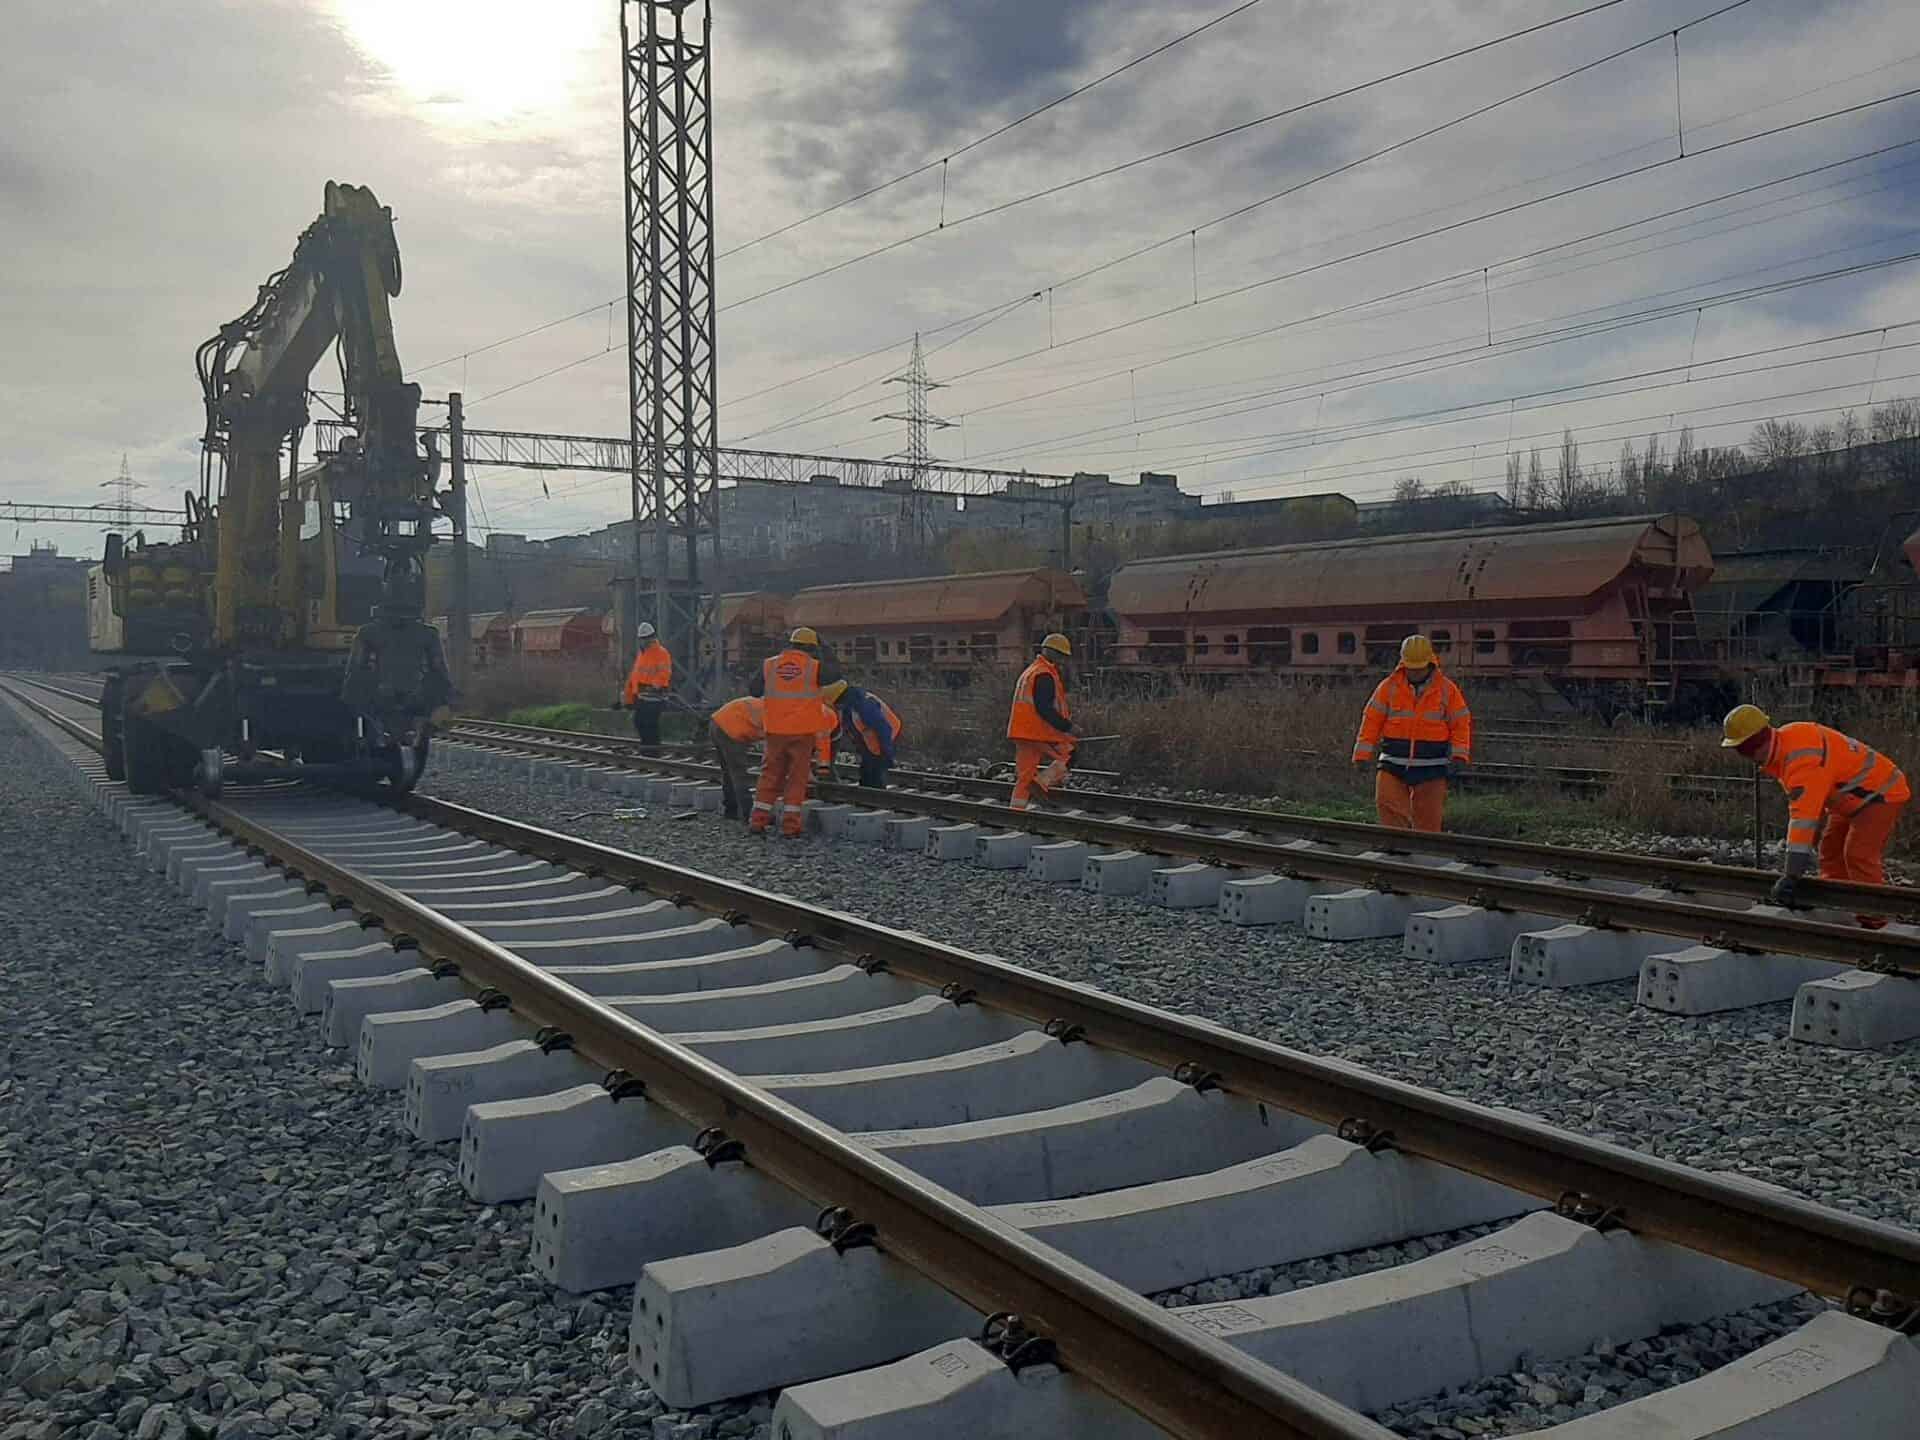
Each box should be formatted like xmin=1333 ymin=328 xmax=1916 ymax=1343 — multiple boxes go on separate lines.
xmin=850 ymin=695 xmax=903 ymax=756
xmin=1007 ymin=656 xmax=1071 ymax=742
xmin=1761 ymin=721 xmax=1911 ymax=871
xmin=715 ymin=695 xmax=837 ymax=762
xmin=623 ymin=641 xmax=672 ymax=703
xmin=1352 ymin=662 xmax=1472 ymax=784
xmin=712 ymin=697 xmax=765 ymax=743
xmin=761 ymin=649 xmax=824 ymax=734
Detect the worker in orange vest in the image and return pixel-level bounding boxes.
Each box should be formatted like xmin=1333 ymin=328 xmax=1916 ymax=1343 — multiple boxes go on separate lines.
xmin=746 ymin=627 xmax=843 ymax=836
xmin=708 ymin=695 xmax=765 ymax=822
xmin=708 ymin=688 xmax=840 ymax=824
xmin=1723 ymin=704 xmax=1909 ymax=925
xmin=836 ymin=683 xmax=902 ymax=789
xmin=1007 ymin=633 xmax=1077 ymax=811
xmin=1351 ymin=634 xmax=1472 ymax=833
xmin=618 ymin=622 xmax=673 ymax=755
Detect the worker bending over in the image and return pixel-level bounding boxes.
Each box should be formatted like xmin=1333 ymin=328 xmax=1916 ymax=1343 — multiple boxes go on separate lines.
xmin=707 ymin=695 xmax=764 ymax=821
xmin=838 ymin=683 xmax=902 ymax=789
xmin=618 ymin=623 xmax=672 ymax=755
xmin=1723 ymin=704 xmax=1909 ymax=925
xmin=1352 ymin=634 xmax=1472 ymax=832
xmin=1007 ymin=633 xmax=1077 ymax=811
xmin=747 ymin=627 xmax=842 ymax=836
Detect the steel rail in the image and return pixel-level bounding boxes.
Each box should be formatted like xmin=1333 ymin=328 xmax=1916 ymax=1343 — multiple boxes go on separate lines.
xmin=445 ymin=720 xmax=1920 ymax=924
xmin=14 ymin=682 xmax=1920 ymax=1369
xmin=183 ymin=793 xmax=1390 ymax=1440
xmin=456 ymin=715 xmax=1735 ymax=797
xmin=391 ymin=792 xmax=1920 ymax=1306
xmin=2 ymin=682 xmax=105 ymax=747
xmin=6 ymin=674 xmax=107 ymax=708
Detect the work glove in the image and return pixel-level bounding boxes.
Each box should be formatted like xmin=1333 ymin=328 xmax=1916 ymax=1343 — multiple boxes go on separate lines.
xmin=1768 ymin=873 xmax=1798 ymax=908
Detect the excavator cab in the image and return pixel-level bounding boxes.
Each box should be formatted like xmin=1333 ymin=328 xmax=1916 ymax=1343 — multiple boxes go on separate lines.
xmin=98 ymin=182 xmax=452 ymax=796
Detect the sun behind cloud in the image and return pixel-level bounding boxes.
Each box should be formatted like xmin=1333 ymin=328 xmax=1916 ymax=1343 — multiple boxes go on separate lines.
xmin=324 ymin=0 xmax=608 ymax=130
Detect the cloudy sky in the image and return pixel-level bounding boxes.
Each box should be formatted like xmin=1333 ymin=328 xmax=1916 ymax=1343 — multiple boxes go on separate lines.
xmin=5 ymin=0 xmax=1920 ymax=553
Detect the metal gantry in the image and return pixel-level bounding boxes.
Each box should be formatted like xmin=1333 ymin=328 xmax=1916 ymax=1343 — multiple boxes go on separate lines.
xmin=621 ymin=0 xmax=722 ymax=693
xmin=310 ymin=421 xmax=1071 ymax=497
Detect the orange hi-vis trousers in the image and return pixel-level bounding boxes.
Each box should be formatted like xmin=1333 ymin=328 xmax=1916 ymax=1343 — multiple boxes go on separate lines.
xmin=1375 ymin=770 xmax=1447 ymax=833
xmin=1819 ymin=797 xmax=1906 ymax=927
xmin=1012 ymin=740 xmax=1073 ymax=810
xmin=750 ymin=733 xmax=816 ymax=836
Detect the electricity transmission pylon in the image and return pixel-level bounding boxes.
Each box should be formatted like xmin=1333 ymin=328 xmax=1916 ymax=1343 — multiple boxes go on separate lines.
xmin=875 ymin=334 xmax=955 ymax=549
xmin=100 ymin=454 xmax=143 ymax=531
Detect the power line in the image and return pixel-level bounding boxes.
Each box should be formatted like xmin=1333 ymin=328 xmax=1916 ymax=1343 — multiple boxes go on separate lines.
xmin=737 ymin=48 xmax=1920 ymax=438
xmin=403 ymin=1 xmax=1265 ymax=390
xmin=437 ymin=0 xmax=1658 ymax=408
xmin=919 ymin=95 xmax=1920 ymax=460
xmin=715 ymin=0 xmax=1268 ymax=262
xmin=968 ymin=250 xmax=1920 ymax=466
xmin=719 ymin=0 xmax=1741 ymax=316
xmin=748 ymin=137 xmax=1920 ymax=448
xmin=1120 ymin=324 xmax=1920 ymax=478
xmin=970 ymin=224 xmax=1920 ymax=462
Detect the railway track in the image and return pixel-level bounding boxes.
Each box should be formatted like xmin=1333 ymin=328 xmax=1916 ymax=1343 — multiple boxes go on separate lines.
xmin=22 ymin=676 xmax=1916 ymax=1033
xmin=5 ymin=675 xmax=1920 ymax=1437
xmin=26 ymin=672 xmax=1722 ymax=793
xmin=436 ymin=717 xmax=1920 ymax=1041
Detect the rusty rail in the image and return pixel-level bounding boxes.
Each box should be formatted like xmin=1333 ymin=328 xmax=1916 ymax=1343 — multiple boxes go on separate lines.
xmin=447 ymin=719 xmax=1920 ymax=930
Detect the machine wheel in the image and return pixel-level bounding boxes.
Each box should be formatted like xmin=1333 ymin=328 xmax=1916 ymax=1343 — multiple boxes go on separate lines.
xmin=388 ymin=732 xmax=431 ymax=794
xmin=122 ymin=711 xmax=167 ymax=795
xmin=100 ymin=675 xmax=126 ymax=782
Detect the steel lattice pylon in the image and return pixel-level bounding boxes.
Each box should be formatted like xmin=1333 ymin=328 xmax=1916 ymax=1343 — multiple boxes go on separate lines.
xmin=620 ymin=0 xmax=721 ymax=695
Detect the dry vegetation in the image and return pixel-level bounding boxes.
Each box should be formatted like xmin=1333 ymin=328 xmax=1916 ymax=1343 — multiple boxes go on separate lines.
xmin=462 ymin=661 xmax=1920 ymax=860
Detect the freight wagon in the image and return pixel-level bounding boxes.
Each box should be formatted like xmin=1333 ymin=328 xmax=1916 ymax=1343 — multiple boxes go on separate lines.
xmin=1103 ymin=515 xmax=1715 ymax=713
xmin=787 ymin=568 xmax=1087 ymax=680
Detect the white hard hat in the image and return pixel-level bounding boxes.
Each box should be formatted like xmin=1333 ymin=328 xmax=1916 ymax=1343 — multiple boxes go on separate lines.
xmin=637 ymin=622 xmax=656 ymax=640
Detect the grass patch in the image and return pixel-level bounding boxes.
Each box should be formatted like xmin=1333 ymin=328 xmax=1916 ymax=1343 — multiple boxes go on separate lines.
xmin=506 ymin=702 xmax=602 ymax=732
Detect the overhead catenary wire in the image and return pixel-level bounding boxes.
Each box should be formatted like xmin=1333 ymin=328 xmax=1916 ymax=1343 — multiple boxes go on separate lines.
xmin=766 ymin=143 xmax=1920 ymax=452
xmin=966 ymin=250 xmax=1920 ymax=467
xmin=717 ymin=0 xmax=1756 ymax=317
xmin=727 ymin=47 xmax=1920 ymax=437
xmin=933 ymin=86 xmax=1920 ymax=430
xmin=437 ymin=0 xmax=1676 ymax=410
xmin=404 ymin=0 xmax=1268 ymax=390
xmin=715 ymin=0 xmax=1270 ymax=262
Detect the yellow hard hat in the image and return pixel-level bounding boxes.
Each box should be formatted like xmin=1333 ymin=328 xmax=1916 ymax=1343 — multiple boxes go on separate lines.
xmin=822 ymin=679 xmax=849 ymax=703
xmin=1041 ymin=632 xmax=1072 ymax=657
xmin=789 ymin=626 xmax=820 ymax=646
xmin=1400 ymin=634 xmax=1436 ymax=667
xmin=1721 ymin=702 xmax=1772 ymax=748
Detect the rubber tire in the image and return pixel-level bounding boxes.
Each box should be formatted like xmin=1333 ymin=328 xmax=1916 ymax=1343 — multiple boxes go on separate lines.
xmin=100 ymin=677 xmax=126 ymax=782
xmin=122 ymin=711 xmax=165 ymax=795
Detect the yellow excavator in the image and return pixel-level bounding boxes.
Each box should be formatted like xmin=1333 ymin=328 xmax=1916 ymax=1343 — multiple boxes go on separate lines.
xmin=95 ymin=182 xmax=452 ymax=794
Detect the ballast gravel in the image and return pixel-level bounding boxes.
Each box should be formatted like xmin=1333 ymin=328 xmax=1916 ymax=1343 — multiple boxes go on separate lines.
xmin=431 ymin=761 xmax=1920 ymax=1230
xmin=426 ymin=758 xmax=1918 ymax=1436
xmin=0 ymin=714 xmax=768 ymax=1440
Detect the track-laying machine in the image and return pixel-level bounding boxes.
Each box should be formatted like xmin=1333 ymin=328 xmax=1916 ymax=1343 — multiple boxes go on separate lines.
xmin=93 ymin=182 xmax=453 ymax=794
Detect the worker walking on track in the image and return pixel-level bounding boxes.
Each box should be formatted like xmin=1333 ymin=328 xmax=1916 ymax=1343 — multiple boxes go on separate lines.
xmin=1008 ymin=633 xmax=1077 ymax=811
xmin=1723 ymin=704 xmax=1909 ymax=926
xmin=618 ymin=623 xmax=672 ymax=755
xmin=837 ymin=683 xmax=902 ymax=789
xmin=747 ymin=627 xmax=843 ymax=836
xmin=1352 ymin=634 xmax=1472 ymax=832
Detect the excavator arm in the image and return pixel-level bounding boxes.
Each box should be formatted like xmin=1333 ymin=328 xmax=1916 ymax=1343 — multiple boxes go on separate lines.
xmin=196 ymin=180 xmax=435 ymax=651
xmin=99 ymin=182 xmax=451 ymax=798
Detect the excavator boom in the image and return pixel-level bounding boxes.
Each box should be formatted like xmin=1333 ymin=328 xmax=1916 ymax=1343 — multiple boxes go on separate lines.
xmin=96 ymin=182 xmax=451 ymax=797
